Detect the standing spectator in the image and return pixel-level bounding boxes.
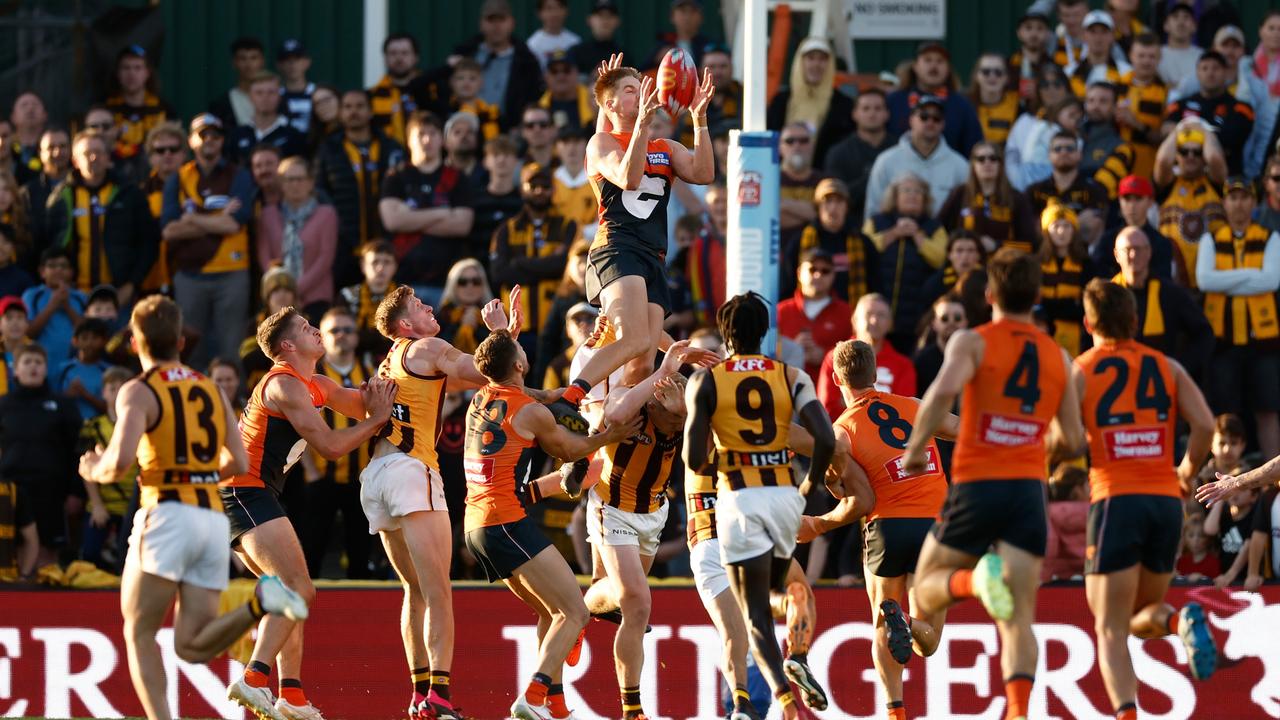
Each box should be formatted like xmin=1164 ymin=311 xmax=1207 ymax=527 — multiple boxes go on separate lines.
xmin=1197 ymin=177 xmax=1280 ymax=460
xmin=21 ymin=128 xmax=71 ymax=243
xmin=256 ymin=156 xmax=337 ymax=316
xmin=1253 ymin=10 xmax=1280 ymax=99
xmin=766 ymin=37 xmax=854 ymax=168
xmin=526 ymin=0 xmax=581 ymax=72
xmin=160 ymin=114 xmax=255 ymax=369
xmin=1009 ymin=10 xmax=1056 ymax=103
xmin=551 ymin=126 xmax=595 ymax=240
xmin=534 ymin=240 xmax=590 ymax=382
xmin=137 ymin=123 xmax=186 ymax=296
xmin=1176 ymin=513 xmax=1220 ymax=582
xmin=572 ymin=0 xmax=624 ymax=77
xmin=0 ymin=224 xmax=33 ymax=299
xmin=444 ymin=59 xmax=503 ymax=142
xmin=301 ymin=306 xmax=375 ymax=579
xmin=644 ymin=0 xmax=712 ymax=70
xmin=797 ymin=178 xmax=874 ymax=303
xmin=207 ymin=37 xmax=265 ymax=129
xmin=1164 ymin=51 xmax=1254 ymax=176
xmin=864 ymin=96 xmax=968 ymax=217
xmin=913 ymin=293 xmax=967 ymax=393
xmin=1039 ymin=202 xmax=1094 ymax=357
xmin=968 ymin=53 xmax=1021 ymax=148
xmin=78 ymin=365 xmax=133 ymax=571
xmin=44 ymin=130 xmax=156 ymax=305
xmin=687 ymin=182 xmax=727 ymax=327
xmin=369 ymin=33 xmax=433 ymax=146
xmin=103 ymin=46 xmax=173 ymax=179
xmin=378 ymin=111 xmax=475 ymax=304
xmin=519 ymin=105 xmax=557 ymax=169
xmin=864 ymin=173 xmax=948 ymax=351
xmin=314 ymin=89 xmax=405 ymax=289
xmin=1155 ymin=119 xmax=1226 ymax=286
xmin=488 ymin=163 xmax=574 ymax=364
xmin=8 ymin=92 xmax=47 ymax=185
xmin=275 ymin=39 xmax=315 ymax=135
xmin=1043 ymin=465 xmax=1090 ymax=581
xmin=1106 ymin=0 xmax=1148 ymax=55
xmin=23 ymin=247 xmax=85 ymax=362
xmin=229 ymin=71 xmax=306 ymax=163
xmin=778 ymin=122 xmax=824 ymax=276
xmin=1093 ymin=175 xmax=1180 ymax=281
xmin=1052 ymin=0 xmax=1090 ymax=69
xmin=1117 ymin=33 xmax=1167 ymax=180
xmin=1259 ymin=156 xmax=1280 ymax=234
xmin=0 ymin=172 xmax=34 ymax=271
xmin=1017 ymin=97 xmax=1086 ymax=195
xmin=53 ymin=318 xmax=112 ymax=421
xmin=339 ymin=240 xmax=397 ymax=362
xmin=679 ymin=43 xmax=740 ymax=147
xmin=887 ymin=42 xmax=984 ymax=156
xmin=444 ymin=111 xmax=487 ymax=188
xmin=82 ymin=106 xmax=141 ymax=186
xmin=1005 ymin=64 xmax=1073 ymax=190
xmin=469 ymin=135 xmax=525 ymax=262
xmin=1111 ymin=226 xmax=1213 ymax=381
xmin=304 ymin=84 xmax=341 ymax=155
xmin=1159 ymin=2 xmax=1202 ymax=87
xmin=1080 ymin=82 xmax=1136 ymax=199
xmin=1181 ymin=25 xmax=1275 ymax=181
xmin=823 ymin=89 xmax=895 ymax=227
xmin=248 ymin=143 xmax=283 ymax=215
xmin=0 ymin=343 xmax=82 ymax=577
xmin=1067 ymin=10 xmax=1132 ymax=98
xmin=539 ymin=50 xmax=594 ymax=131
xmin=1027 ymin=129 xmax=1110 ymax=245
xmin=452 ymin=0 xmax=545 ymax=131
xmin=777 ymin=248 xmax=852 ymax=382
xmin=815 ymin=293 xmax=916 ymax=421
xmin=922 ymin=231 xmax=984 ymax=304
xmin=938 ymin=142 xmax=1039 ymax=254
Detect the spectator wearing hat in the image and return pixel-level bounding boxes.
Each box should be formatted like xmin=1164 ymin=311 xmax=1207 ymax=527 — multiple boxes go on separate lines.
xmin=256 ymin=156 xmax=338 ymax=317
xmin=1038 ymin=201 xmax=1095 ymax=357
xmin=0 ymin=295 xmax=30 ymax=396
xmin=1160 ymin=3 xmax=1202 ymax=87
xmin=864 ymin=172 xmax=948 ymax=351
xmin=452 ymin=0 xmax=545 ymax=131
xmin=1009 ymin=10 xmax=1056 ymax=102
xmin=276 ymin=39 xmax=316 ymax=135
xmin=778 ymin=122 xmax=826 ymax=282
xmin=1027 ymin=128 xmax=1110 ymax=246
xmin=444 ymin=58 xmax=503 ymax=142
xmin=1109 ymin=225 xmax=1212 ymax=382
xmin=1093 ymin=175 xmax=1181 ymax=282
xmin=823 ymin=88 xmax=896 ymax=227
xmin=778 ymin=247 xmax=852 ymax=382
xmin=572 ymin=0 xmax=625 ymax=76
xmin=1067 ymin=10 xmax=1132 ymax=98
xmin=767 ymin=37 xmax=855 ymax=168
xmin=444 ymin=111 xmax=488 ymax=189
xmin=103 ymin=45 xmax=173 ymax=172
xmin=864 ymin=95 xmax=968 ymax=218
xmin=539 ymin=50 xmax=594 ymax=130
xmin=229 ymin=71 xmax=307 ymax=163
xmin=1164 ymin=50 xmax=1254 ymax=176
xmin=44 ymin=129 xmax=157 ymax=305
xmin=1117 ymin=32 xmax=1167 ymax=180
xmin=1197 ymin=176 xmax=1280 ymax=459
xmin=489 ymin=163 xmax=575 ymax=364
xmin=527 ymin=0 xmax=582 ymax=72
xmin=1154 ymin=117 xmax=1227 ymax=285
xmin=208 ymin=37 xmax=265 ymax=129
xmin=798 ymin=178 xmax=875 ymax=304
xmin=160 ymin=113 xmax=256 ymax=369
xmin=368 ymin=33 xmax=436 ymax=146
xmin=938 ymin=141 xmax=1040 ymax=255
xmin=886 ymin=41 xmax=984 ymax=156
xmin=644 ymin=0 xmax=712 ymax=71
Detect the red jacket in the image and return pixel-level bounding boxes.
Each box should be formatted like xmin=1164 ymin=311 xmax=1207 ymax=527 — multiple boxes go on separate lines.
xmin=1043 ymin=500 xmax=1089 ymax=581
xmin=816 ymin=340 xmax=917 ymax=420
xmin=777 ymin=292 xmax=852 ymax=381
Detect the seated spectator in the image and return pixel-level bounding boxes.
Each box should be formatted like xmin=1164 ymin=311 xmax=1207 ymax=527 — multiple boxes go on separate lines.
xmin=797 ymin=178 xmax=874 ymax=304
xmin=535 ymin=240 xmax=590 ymax=383
xmin=778 ymin=248 xmax=853 ymax=383
xmin=1176 ymin=512 xmax=1219 ymax=582
xmin=766 ymin=37 xmax=853 ymax=167
xmin=967 ymin=52 xmax=1021 ymax=148
xmin=339 ymin=240 xmax=398 ymax=363
xmin=0 ymin=343 xmax=82 ymax=578
xmin=1154 ymin=119 xmax=1226 ymax=285
xmin=1039 ymin=202 xmax=1094 ymax=357
xmin=207 ymin=356 xmax=245 ymax=417
xmin=229 ymin=71 xmax=306 ymax=163
xmin=0 ymin=172 xmax=33 ymax=272
xmin=922 ymin=231 xmax=984 ymax=304
xmin=0 ymin=222 xmax=33 ymax=299
xmin=436 ymin=258 xmax=494 ymax=356
xmin=78 ymin=365 xmax=134 ymax=571
xmin=864 ymin=173 xmax=948 ymax=351
xmin=887 ymin=41 xmax=983 ymax=155
xmin=54 ymin=318 xmax=113 ymax=421
xmin=23 ymin=247 xmax=86 ymax=363
xmin=865 ymin=96 xmax=968 ymax=218
xmin=937 ymin=141 xmax=1039 ymax=255
xmin=1005 ymin=63 xmax=1072 ymax=190
xmin=256 ymin=156 xmax=338 ymax=317
xmin=816 ymin=293 xmax=916 ymax=421
xmin=823 ymin=88 xmax=896 ymax=227
xmin=1043 ymin=464 xmax=1089 ymax=581
xmin=913 ymin=293 xmax=967 ymax=394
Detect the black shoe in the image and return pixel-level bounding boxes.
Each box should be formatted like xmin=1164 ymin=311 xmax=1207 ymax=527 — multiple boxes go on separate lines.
xmin=783 ymin=655 xmax=828 ymax=711
xmin=559 ymin=458 xmax=589 ymax=499
xmin=592 ymin=609 xmax=653 ymax=633
xmin=881 ymin=599 xmax=913 ymax=665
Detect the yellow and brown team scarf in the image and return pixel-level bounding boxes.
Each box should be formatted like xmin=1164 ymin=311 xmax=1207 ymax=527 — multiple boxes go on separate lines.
xmin=58 ymin=182 xmax=117 ymax=291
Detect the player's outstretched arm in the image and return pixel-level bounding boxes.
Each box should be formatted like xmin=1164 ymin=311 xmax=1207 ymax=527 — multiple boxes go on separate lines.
xmin=682 ymin=368 xmax=715 ymax=475
xmin=793 ymin=367 xmax=835 ymax=491
xmin=588 ymin=74 xmax=659 ymax=190
xmin=1172 ymin=358 xmax=1214 ymax=493
xmin=1050 ymin=347 xmax=1086 ymax=459
xmin=518 ymin=401 xmax=640 ymax=461
xmin=904 ymin=330 xmax=980 ymax=474
xmin=78 ymin=379 xmax=155 ymax=484
xmin=668 ymin=69 xmax=716 ymax=185
xmin=218 ymin=389 xmax=249 ymax=478
xmin=315 ymin=373 xmax=369 ymax=420
xmin=1197 ymin=455 xmax=1280 ymax=507
xmin=602 ymin=339 xmax=693 ymax=427
xmin=272 ymin=374 xmax=395 ymax=460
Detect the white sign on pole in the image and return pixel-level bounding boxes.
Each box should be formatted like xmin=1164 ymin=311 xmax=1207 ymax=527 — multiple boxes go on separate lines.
xmin=849 ymin=0 xmax=947 ymax=39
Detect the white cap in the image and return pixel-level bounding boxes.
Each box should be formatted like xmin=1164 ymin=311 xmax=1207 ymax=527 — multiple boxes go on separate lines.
xmin=796 ymin=36 xmax=831 ymax=57
xmin=1083 ymin=9 xmax=1114 ymax=30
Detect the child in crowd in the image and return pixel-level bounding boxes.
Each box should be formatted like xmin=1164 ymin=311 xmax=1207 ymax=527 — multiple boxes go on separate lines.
xmin=208 ymin=356 xmax=246 ymax=417
xmin=83 ymin=285 xmax=133 ymax=369
xmin=1200 ymin=414 xmax=1256 ymax=586
xmin=1197 ymin=413 xmax=1251 ymax=487
xmin=0 ymin=296 xmax=29 ymax=396
xmin=1176 ymin=512 xmax=1220 ymax=583
xmin=0 ymin=224 xmax=33 ymax=298
xmin=79 ymin=366 xmax=135 ymax=571
xmin=22 ymin=247 xmax=86 ymax=363
xmin=55 ymin=318 xmax=114 ymax=420
xmin=551 ymin=126 xmax=595 ymax=240
xmin=447 ymin=58 xmax=501 ymax=140
xmin=1043 ymin=464 xmax=1089 ymax=581
xmin=340 ymin=240 xmax=398 ymax=362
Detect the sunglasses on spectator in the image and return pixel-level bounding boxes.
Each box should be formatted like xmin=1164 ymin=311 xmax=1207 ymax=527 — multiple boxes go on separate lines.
xmin=1050 ymin=144 xmax=1077 ymax=153
xmin=151 ymin=145 xmax=182 ymax=155
xmin=456 ymin=277 xmax=484 ymax=287
xmin=979 ymin=67 xmax=1005 ymax=77
xmin=806 ymin=265 xmax=833 ymax=275
xmin=916 ymin=113 xmax=944 ymax=123
xmin=972 ymin=153 xmax=999 ymax=164
xmin=523 ymin=120 xmax=552 ymax=129
xmin=783 ymin=136 xmax=811 ymax=145
xmin=1039 ymin=79 xmax=1066 ymax=88
xmin=1178 ymin=147 xmax=1203 ymax=158
xmin=1269 ymin=175 xmax=1280 ymax=183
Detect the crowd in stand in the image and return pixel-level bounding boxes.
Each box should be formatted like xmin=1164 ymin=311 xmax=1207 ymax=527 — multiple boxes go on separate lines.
xmin=0 ymin=0 xmax=1278 ymax=588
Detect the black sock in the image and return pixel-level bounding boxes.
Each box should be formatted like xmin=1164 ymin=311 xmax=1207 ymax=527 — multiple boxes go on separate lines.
xmin=412 ymin=666 xmax=431 ymax=695
xmin=621 ymin=685 xmax=642 ymax=716
xmin=790 ymin=651 xmax=808 ymax=664
xmin=249 ymin=660 xmax=271 ymax=677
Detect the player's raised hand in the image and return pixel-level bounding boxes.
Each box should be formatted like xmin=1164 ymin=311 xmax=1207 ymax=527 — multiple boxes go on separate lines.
xmin=681 ymin=345 xmax=721 ymax=368
xmin=597 ymin=52 xmax=624 ymax=78
xmin=636 ymin=74 xmax=661 ymax=130
xmin=1194 ymin=472 xmax=1239 ymax=508
xmin=505 ymin=284 xmax=524 ymax=334
xmin=362 ymin=377 xmax=398 ymax=421
xmin=481 ymin=285 xmax=515 ymax=332
xmin=659 ymin=339 xmax=693 ymax=374
xmin=78 ymin=447 xmax=104 ymax=484
xmin=690 ymin=67 xmax=715 ymax=120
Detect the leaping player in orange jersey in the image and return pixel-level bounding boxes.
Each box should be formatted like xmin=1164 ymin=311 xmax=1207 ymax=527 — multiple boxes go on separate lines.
xmin=462 ymin=329 xmax=639 ymax=720
xmin=902 ymin=249 xmax=1085 ymax=720
xmin=1074 ymin=280 xmax=1217 ymax=720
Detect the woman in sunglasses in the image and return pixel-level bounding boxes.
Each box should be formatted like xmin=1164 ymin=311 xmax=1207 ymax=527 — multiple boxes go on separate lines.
xmin=437 ymin=258 xmax=497 ymax=357
xmin=1005 ymin=64 xmax=1072 ymax=190
xmin=967 ymin=53 xmax=1022 ymax=149
xmin=938 ymin=141 xmax=1040 ymax=256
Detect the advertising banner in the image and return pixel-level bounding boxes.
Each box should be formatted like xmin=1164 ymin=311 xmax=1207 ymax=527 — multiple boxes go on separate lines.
xmin=726 ymin=131 xmax=781 ymax=358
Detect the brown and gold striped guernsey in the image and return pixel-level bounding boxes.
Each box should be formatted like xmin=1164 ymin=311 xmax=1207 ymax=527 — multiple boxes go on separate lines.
xmin=136 ymin=363 xmax=227 ymax=511
xmin=708 ymin=355 xmax=796 ymax=491
xmin=594 ymin=407 xmax=681 ymax=514
xmin=377 ymin=337 xmax=447 ymax=471
xmin=684 ymin=467 xmax=718 ymax=547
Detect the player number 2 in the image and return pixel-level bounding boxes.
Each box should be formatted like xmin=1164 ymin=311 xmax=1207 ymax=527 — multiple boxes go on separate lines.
xmin=735 ymin=377 xmax=777 ymax=445
xmin=1002 ymin=341 xmax=1041 ymax=414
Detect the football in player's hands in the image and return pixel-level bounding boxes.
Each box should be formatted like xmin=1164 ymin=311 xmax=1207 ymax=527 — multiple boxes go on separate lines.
xmin=657 ymin=47 xmax=698 ymax=117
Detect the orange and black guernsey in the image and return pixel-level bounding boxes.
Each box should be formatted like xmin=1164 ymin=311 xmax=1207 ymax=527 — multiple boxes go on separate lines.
xmin=376 ymin=337 xmax=447 ymax=471
xmin=595 ymin=407 xmax=681 ymax=514
xmin=463 ymin=384 xmax=538 ymax=530
xmin=951 ymin=319 xmax=1068 ymax=484
xmin=137 ymin=363 xmax=228 ymax=511
xmin=685 ymin=468 xmax=718 ymax=547
xmin=312 ymin=358 xmax=374 ymax=485
xmin=1076 ymin=340 xmax=1180 ymax=501
xmin=589 ymin=133 xmax=676 ymax=257
xmin=708 ymin=355 xmax=797 ymax=491
xmin=225 ymin=362 xmax=327 ymax=495
xmin=836 ymin=391 xmax=947 ymax=521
